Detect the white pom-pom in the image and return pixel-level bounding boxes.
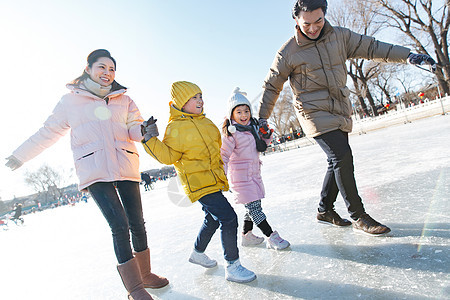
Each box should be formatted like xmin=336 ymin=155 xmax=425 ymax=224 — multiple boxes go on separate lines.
xmin=232 ymin=87 xmax=247 ymax=96
xmin=228 ymin=125 xmax=236 ymax=133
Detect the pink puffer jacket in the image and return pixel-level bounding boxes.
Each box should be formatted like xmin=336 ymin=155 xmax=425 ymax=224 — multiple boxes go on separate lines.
xmin=221 ymin=124 xmax=269 ymax=204
xmin=12 ymin=84 xmax=144 ymax=191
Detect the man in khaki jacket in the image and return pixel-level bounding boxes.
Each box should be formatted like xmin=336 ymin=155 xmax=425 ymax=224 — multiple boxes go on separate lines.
xmin=258 ymin=0 xmax=436 ymax=235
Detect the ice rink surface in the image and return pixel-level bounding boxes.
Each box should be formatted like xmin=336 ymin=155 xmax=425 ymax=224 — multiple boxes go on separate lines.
xmin=1 ymin=115 xmax=449 ymax=299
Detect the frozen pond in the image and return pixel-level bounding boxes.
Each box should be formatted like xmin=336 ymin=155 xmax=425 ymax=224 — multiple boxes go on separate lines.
xmin=1 ymin=115 xmax=449 ymax=299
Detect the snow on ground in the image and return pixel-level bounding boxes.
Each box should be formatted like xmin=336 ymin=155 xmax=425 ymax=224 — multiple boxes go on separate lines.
xmin=1 ymin=115 xmax=449 ymax=299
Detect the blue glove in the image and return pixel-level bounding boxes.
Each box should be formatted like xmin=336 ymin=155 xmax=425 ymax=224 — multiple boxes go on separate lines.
xmin=5 ymin=155 xmax=23 ymax=171
xmin=407 ymin=53 xmax=437 ymax=72
xmin=141 ymin=117 xmax=159 ymax=142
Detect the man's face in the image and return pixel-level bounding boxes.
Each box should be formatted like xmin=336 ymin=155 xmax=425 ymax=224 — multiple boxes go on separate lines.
xmin=295 ymin=8 xmax=325 ymax=40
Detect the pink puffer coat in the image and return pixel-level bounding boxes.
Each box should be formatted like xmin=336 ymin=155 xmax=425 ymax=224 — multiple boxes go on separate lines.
xmin=221 ymin=124 xmax=269 ymax=204
xmin=12 ymin=84 xmax=144 ymax=191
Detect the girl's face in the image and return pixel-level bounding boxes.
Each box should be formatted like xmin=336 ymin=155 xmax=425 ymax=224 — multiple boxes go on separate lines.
xmin=232 ymin=105 xmax=251 ymax=126
xmin=182 ymin=93 xmax=203 ymax=114
xmin=86 ymin=57 xmax=116 ymax=86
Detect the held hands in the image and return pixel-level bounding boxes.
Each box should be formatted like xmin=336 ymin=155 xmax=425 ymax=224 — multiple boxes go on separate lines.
xmin=407 ymin=53 xmax=437 ymax=72
xmin=258 ymin=118 xmax=274 ymax=139
xmin=141 ymin=116 xmax=159 ymax=142
xmin=5 ymin=155 xmax=23 ymax=171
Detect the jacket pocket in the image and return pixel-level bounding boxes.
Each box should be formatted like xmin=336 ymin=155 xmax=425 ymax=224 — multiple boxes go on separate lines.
xmin=229 ymin=162 xmax=250 ymax=183
xmin=339 ymin=87 xmax=352 ymax=116
xmin=73 ymin=142 xmax=107 ymax=185
xmin=185 ymin=170 xmax=218 ymax=193
xmin=115 ymin=141 xmax=139 ymax=179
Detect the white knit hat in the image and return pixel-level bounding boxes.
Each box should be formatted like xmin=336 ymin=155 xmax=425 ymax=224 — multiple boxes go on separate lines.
xmin=227 ymin=87 xmax=252 ymax=134
xmin=227 ymin=87 xmax=252 ymax=119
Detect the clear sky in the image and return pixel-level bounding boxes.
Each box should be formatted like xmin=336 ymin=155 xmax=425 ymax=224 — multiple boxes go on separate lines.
xmin=0 ymin=0 xmax=303 ymax=200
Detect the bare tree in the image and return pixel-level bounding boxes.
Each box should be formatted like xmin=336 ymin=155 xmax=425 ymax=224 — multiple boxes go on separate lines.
xmin=25 ymin=164 xmax=63 ymax=203
xmin=268 ymin=85 xmax=301 ymax=137
xmin=372 ymin=0 xmax=450 ymax=95
xmin=370 ymin=63 xmax=401 ymax=104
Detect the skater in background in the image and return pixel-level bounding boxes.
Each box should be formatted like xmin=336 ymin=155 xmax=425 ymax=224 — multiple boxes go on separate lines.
xmin=258 ymin=0 xmax=437 ymax=235
xmin=141 ymin=81 xmax=256 ymax=283
xmin=221 ymin=88 xmax=290 ymax=250
xmin=141 ymin=172 xmax=152 ymax=191
xmin=5 ymin=49 xmax=167 ymax=300
xmin=12 ymin=203 xmax=23 ymax=220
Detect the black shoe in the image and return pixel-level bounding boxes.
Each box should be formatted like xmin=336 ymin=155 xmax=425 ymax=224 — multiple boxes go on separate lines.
xmin=317 ymin=210 xmax=352 ymax=227
xmin=353 ymin=213 xmax=391 ymax=235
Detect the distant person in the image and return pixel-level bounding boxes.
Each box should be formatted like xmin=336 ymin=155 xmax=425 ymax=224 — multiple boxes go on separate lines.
xmin=5 ymin=49 xmax=167 ymax=299
xmin=141 ymin=81 xmax=256 ymax=283
xmin=257 ymin=0 xmax=436 ymax=235
xmin=12 ymin=203 xmax=23 ymax=220
xmin=221 ymin=88 xmax=290 ymax=250
xmin=141 ymin=172 xmax=152 ymax=191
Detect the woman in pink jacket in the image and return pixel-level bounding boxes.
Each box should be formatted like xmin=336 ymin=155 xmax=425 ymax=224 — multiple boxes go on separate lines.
xmin=5 ymin=49 xmax=167 ymax=300
xmin=221 ymin=88 xmax=290 ymax=251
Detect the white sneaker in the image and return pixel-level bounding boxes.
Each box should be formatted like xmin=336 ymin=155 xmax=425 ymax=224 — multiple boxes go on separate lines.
xmin=267 ymin=231 xmax=290 ymax=250
xmin=241 ymin=231 xmax=264 ymax=247
xmin=225 ymin=259 xmax=256 ymax=283
xmin=188 ymin=249 xmax=217 ymax=268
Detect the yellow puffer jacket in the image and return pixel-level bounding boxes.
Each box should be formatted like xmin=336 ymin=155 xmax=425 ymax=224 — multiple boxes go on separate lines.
xmin=142 ymin=105 xmax=229 ymax=202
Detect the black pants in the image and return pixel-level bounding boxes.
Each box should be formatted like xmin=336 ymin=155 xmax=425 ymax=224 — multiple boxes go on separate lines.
xmin=88 ymin=181 xmax=148 ymax=263
xmin=314 ymin=130 xmax=365 ymax=220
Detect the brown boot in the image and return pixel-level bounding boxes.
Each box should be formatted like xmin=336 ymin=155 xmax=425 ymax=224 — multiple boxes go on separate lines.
xmin=134 ymin=248 xmax=169 ymax=288
xmin=117 ymin=257 xmax=153 ymax=300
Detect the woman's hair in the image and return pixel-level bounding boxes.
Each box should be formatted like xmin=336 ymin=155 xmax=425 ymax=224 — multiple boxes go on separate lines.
xmin=70 ymin=49 xmax=117 ymax=86
xmin=292 ymin=0 xmax=328 ymax=19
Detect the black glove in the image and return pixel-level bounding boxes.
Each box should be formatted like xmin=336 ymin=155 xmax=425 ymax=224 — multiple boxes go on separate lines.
xmin=258 ymin=118 xmax=273 ymax=139
xmin=141 ymin=116 xmax=159 ymax=142
xmin=408 ymin=53 xmax=437 ymax=72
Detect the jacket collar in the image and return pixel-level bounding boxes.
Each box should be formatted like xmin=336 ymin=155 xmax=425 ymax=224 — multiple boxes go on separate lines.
xmin=169 ymin=104 xmax=205 ymax=121
xmin=294 ymin=20 xmax=333 ymax=46
xmin=66 ymin=82 xmax=127 ymax=100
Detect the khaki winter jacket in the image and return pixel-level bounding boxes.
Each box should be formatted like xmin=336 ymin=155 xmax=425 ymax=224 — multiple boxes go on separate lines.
xmin=258 ymin=21 xmax=410 ymax=137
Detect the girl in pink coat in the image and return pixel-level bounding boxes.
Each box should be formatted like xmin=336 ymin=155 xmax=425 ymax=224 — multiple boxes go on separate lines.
xmin=221 ymin=88 xmax=290 ymax=250
xmin=5 ymin=49 xmax=167 ymax=300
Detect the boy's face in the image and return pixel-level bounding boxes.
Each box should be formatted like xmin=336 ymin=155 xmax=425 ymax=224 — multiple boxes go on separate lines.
xmin=295 ymin=8 xmax=325 ymax=40
xmin=232 ymin=105 xmax=251 ymax=126
xmin=182 ymin=93 xmax=203 ymax=114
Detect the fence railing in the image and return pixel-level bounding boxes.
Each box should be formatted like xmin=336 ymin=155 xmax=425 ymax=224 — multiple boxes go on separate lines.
xmin=265 ymin=95 xmax=449 ymax=154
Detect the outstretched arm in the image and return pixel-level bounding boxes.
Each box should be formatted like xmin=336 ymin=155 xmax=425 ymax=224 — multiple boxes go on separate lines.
xmin=141 ymin=121 xmax=182 ymax=165
xmin=141 ymin=137 xmax=182 ymax=165
xmin=8 ymin=100 xmax=69 ymax=169
xmin=259 ymin=51 xmax=291 ymax=119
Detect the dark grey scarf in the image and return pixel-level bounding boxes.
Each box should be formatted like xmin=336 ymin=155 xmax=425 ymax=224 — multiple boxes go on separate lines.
xmin=234 ymin=118 xmax=267 ymax=152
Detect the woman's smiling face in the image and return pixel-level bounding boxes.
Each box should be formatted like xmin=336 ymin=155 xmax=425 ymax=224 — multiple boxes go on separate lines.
xmin=86 ymin=57 xmax=116 ymax=86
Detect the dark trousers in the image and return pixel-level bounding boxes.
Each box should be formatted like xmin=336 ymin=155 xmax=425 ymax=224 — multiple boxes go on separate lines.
xmin=88 ymin=181 xmax=148 ymax=263
xmin=196 ymin=191 xmax=239 ymax=262
xmin=314 ymin=130 xmax=365 ymax=220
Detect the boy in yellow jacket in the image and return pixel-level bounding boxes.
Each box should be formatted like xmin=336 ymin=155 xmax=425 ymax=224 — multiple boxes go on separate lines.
xmin=141 ymin=81 xmax=256 ymax=283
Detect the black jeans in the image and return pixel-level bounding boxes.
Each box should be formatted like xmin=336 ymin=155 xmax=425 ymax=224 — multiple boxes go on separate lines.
xmin=314 ymin=130 xmax=365 ymax=220
xmin=196 ymin=191 xmax=239 ymax=262
xmin=88 ymin=181 xmax=148 ymax=263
